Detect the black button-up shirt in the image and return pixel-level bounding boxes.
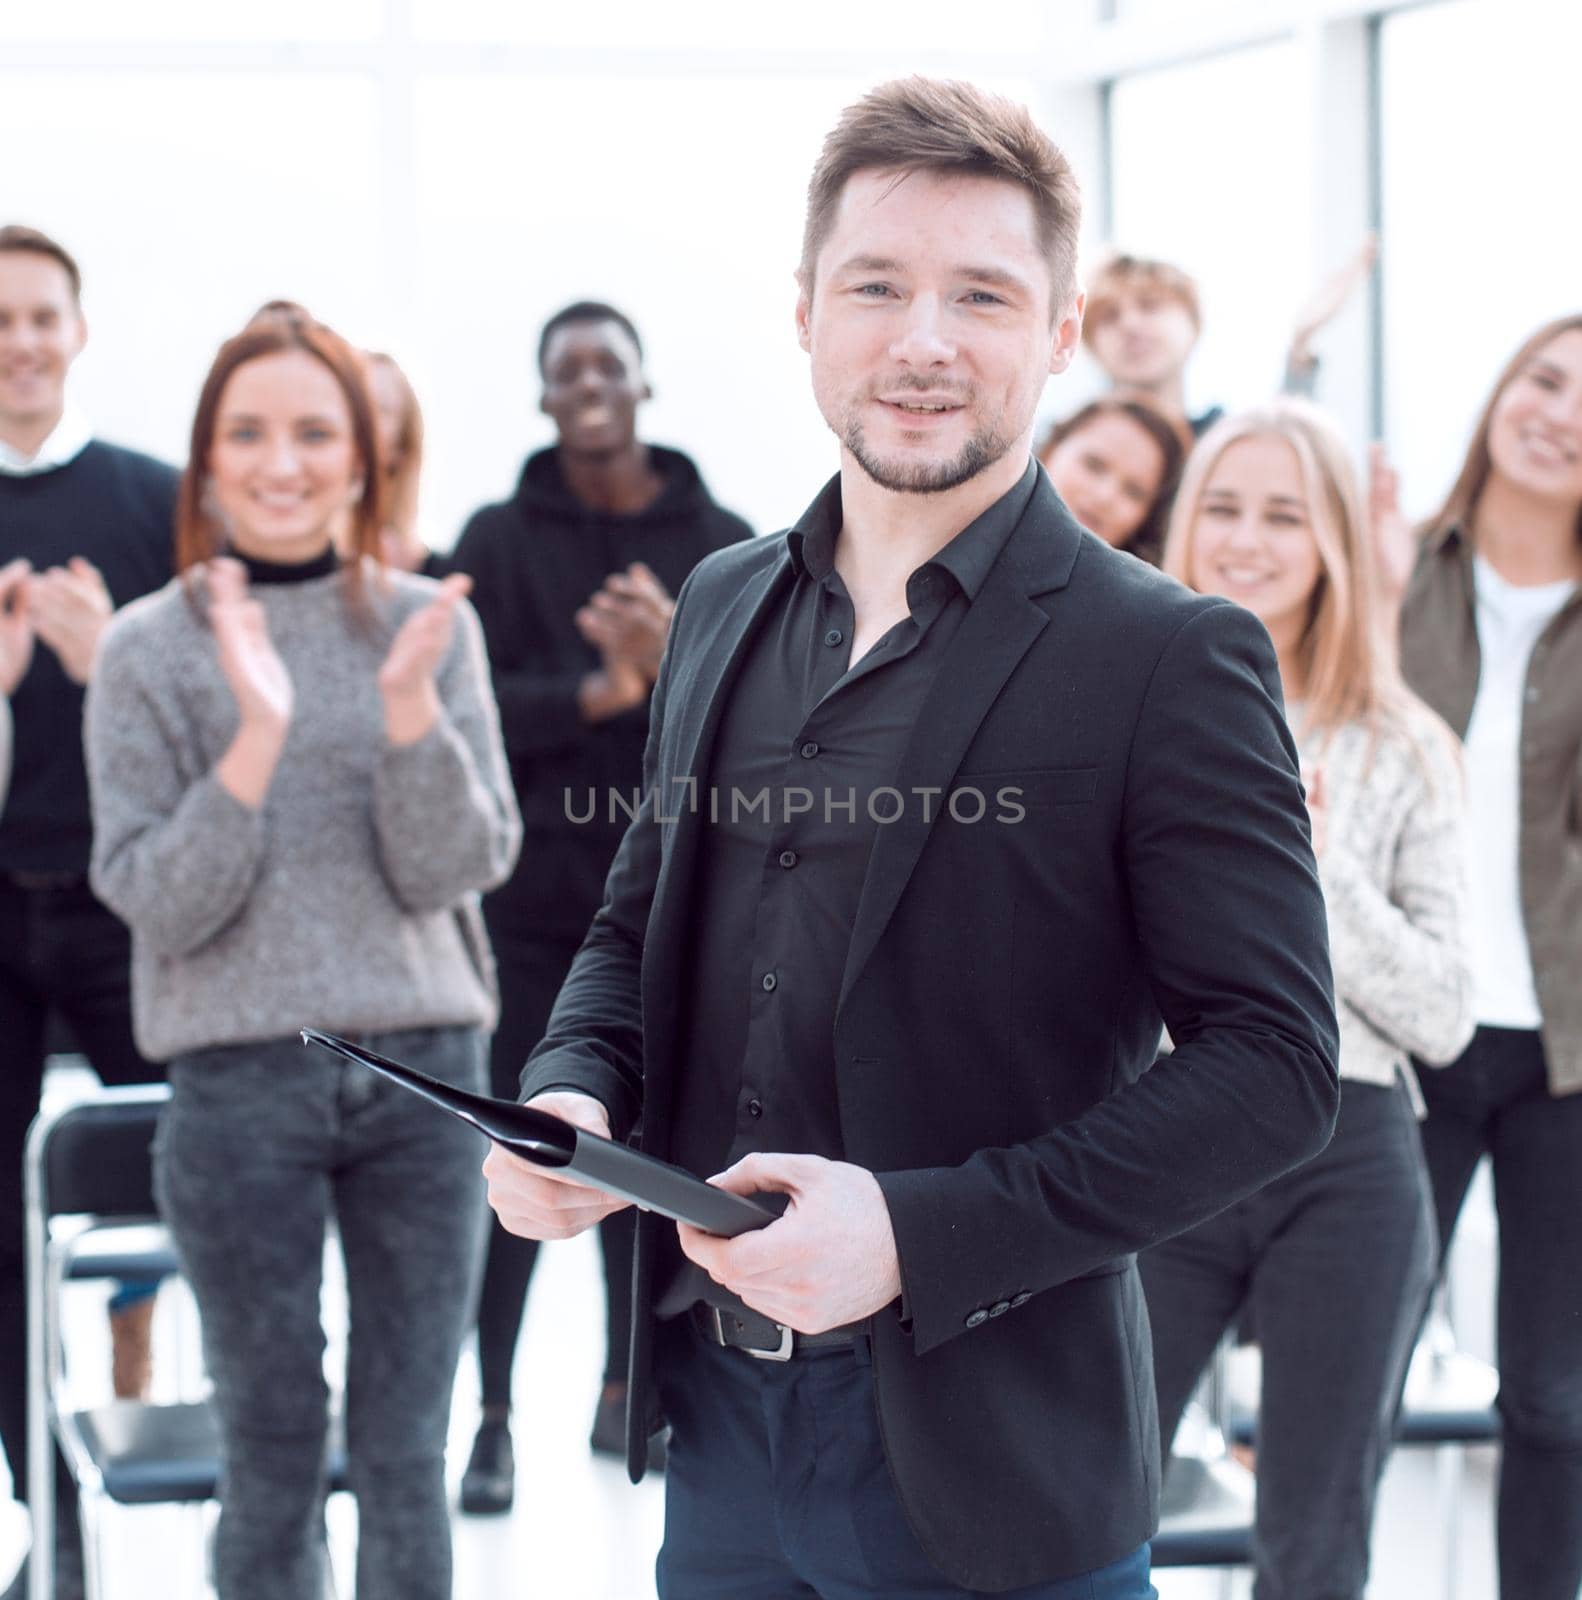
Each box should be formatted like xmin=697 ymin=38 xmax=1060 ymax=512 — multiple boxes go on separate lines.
xmin=657 ymin=462 xmax=1036 ymax=1316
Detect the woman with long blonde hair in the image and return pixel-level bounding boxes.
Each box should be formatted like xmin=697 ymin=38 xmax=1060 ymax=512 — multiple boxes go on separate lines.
xmin=1143 ymin=399 xmax=1474 ymax=1599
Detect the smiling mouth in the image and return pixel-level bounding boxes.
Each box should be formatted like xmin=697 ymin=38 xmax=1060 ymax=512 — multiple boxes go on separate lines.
xmin=1521 ymin=429 xmax=1580 ymax=465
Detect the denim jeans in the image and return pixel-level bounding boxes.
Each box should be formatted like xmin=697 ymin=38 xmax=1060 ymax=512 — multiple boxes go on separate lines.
xmin=1418 ymin=1026 xmax=1582 ymax=1600
xmin=1141 ymin=1077 xmax=1436 ymax=1600
xmin=155 ymin=1026 xmax=487 ymax=1600
xmin=653 ymin=1319 xmax=1157 ymax=1599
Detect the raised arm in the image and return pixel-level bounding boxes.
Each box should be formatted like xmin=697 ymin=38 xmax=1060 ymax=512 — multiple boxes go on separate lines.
xmin=86 ymin=585 xmax=273 ymax=957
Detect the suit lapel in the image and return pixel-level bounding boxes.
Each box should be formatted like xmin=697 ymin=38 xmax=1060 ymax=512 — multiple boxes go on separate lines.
xmin=645 ymin=547 xmax=794 ymax=993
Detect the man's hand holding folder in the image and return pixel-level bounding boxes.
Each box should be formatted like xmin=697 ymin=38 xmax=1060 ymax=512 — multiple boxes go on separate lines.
xmin=483 ymin=1090 xmax=631 ymax=1240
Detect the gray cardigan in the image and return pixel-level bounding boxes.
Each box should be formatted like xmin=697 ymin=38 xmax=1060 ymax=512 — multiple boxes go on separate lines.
xmin=85 ymin=566 xmax=522 ymax=1061
xmin=1299 ymin=697 xmax=1475 ymax=1110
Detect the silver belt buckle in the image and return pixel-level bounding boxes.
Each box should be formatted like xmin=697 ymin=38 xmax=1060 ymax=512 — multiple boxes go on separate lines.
xmin=711 ymin=1306 xmax=795 ymax=1362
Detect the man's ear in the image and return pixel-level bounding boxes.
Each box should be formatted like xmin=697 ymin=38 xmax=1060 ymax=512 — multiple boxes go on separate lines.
xmin=794 ymin=269 xmax=813 ymax=355
xmin=68 ymin=310 xmax=89 ymax=365
xmin=1048 ymin=290 xmax=1085 ymax=378
xmin=537 ymin=387 xmax=550 ymax=417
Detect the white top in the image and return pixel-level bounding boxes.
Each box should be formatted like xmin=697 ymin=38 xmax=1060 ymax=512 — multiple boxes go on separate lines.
xmin=1463 ymin=554 xmax=1577 ymax=1027
xmin=0 ymin=404 xmax=93 ymax=476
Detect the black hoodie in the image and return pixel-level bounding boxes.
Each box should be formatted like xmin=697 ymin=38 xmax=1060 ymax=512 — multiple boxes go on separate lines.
xmin=448 ymin=444 xmax=751 ymax=936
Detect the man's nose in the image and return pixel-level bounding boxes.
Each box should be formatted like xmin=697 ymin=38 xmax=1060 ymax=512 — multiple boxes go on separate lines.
xmin=890 ymin=295 xmax=956 ymax=366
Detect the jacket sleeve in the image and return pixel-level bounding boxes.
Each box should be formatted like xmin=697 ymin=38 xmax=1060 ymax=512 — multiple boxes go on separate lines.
xmin=448 ymin=513 xmax=604 ymax=762
xmin=513 ymin=573 xmax=698 ymax=1128
xmin=877 ymin=600 xmax=1341 ymax=1356
xmin=372 ymin=596 xmax=522 ymax=912
xmin=1321 ymin=723 xmax=1474 ymax=1066
xmin=85 ymin=614 xmax=268 ymax=958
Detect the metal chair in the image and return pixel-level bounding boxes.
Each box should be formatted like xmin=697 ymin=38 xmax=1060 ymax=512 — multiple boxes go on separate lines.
xmin=24 ymin=1084 xmax=346 ymax=1599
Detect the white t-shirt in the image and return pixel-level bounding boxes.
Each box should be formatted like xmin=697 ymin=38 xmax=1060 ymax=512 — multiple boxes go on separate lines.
xmin=1463 ymin=554 xmax=1577 ymax=1027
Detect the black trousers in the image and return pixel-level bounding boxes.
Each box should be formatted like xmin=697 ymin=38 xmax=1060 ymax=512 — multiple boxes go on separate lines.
xmin=0 ymin=876 xmax=156 ymax=1518
xmin=471 ymin=926 xmax=635 ymax=1409
xmin=1418 ymin=1026 xmax=1582 ymax=1600
xmin=1141 ymin=1077 xmax=1435 ymax=1600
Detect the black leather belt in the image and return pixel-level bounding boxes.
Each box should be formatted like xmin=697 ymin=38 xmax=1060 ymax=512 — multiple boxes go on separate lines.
xmin=691 ymin=1302 xmax=866 ymax=1362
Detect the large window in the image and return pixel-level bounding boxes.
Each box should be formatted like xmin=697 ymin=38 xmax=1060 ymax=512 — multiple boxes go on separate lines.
xmin=1104 ymin=40 xmax=1310 ymax=427
xmin=1380 ymin=0 xmax=1582 ymax=519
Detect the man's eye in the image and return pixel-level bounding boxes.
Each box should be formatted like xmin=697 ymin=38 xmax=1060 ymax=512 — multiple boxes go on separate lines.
xmin=965 ymin=292 xmax=1002 ymax=306
xmin=856 ymin=284 xmax=892 ymax=297
xmin=226 ymin=426 xmax=260 ymax=442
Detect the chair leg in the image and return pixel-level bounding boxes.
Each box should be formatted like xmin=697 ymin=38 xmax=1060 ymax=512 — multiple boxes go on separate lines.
xmin=1439 ymin=1443 xmax=1464 ymax=1600
xmin=70 ymin=1488 xmax=102 ymax=1600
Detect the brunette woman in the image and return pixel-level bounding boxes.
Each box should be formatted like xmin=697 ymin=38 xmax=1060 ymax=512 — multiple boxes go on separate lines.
xmin=1144 ymin=399 xmax=1474 ymax=1599
xmin=1038 ymin=394 xmax=1187 ymax=566
xmin=83 ymin=309 xmax=520 ymax=1600
xmin=1395 ymin=314 xmax=1582 ymax=1600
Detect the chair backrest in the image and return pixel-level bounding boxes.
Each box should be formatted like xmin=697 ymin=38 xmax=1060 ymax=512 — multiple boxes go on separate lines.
xmin=28 ymin=1086 xmax=171 ymax=1222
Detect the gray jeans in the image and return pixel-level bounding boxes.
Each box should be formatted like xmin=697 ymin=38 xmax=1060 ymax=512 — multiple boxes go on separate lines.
xmin=155 ymin=1027 xmax=487 ymax=1600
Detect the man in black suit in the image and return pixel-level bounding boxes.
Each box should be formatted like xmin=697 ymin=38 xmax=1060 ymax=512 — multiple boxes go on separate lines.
xmin=485 ymin=78 xmax=1337 ymax=1598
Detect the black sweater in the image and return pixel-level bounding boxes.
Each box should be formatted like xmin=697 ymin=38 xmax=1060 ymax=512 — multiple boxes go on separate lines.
xmin=448 ymin=445 xmax=751 ymax=937
xmin=1 ymin=441 xmax=178 ymax=874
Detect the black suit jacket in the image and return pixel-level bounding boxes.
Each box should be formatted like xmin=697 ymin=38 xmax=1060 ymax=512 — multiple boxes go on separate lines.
xmin=522 ymin=467 xmax=1339 ymax=1591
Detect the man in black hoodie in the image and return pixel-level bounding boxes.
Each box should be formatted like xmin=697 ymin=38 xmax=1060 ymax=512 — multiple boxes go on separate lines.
xmin=449 ymin=301 xmax=751 ymax=1511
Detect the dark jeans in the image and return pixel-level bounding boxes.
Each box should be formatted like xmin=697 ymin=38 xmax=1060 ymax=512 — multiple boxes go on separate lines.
xmin=0 ymin=875 xmax=153 ymax=1523
xmin=472 ymin=929 xmax=634 ymax=1408
xmin=653 ymin=1319 xmax=1157 ymax=1598
xmin=1141 ymin=1077 xmax=1435 ymax=1600
xmin=155 ymin=1027 xmax=486 ymax=1600
xmin=1418 ymin=1026 xmax=1582 ymax=1600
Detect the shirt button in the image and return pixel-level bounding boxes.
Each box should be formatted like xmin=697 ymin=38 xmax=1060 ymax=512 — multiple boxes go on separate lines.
xmin=761 ymin=972 xmax=778 ymax=992
xmin=1526 ymin=685 xmax=1540 ymax=702
xmin=1010 ymin=1292 xmax=1032 ymax=1309
xmin=824 ymin=628 xmax=844 ymax=647
xmin=747 ymin=1098 xmax=763 ymax=1119
xmin=799 ymin=741 xmax=820 ymax=759
xmin=964 ymin=1309 xmax=989 ymax=1329
xmin=988 ymin=1300 xmax=1011 ymax=1318
xmin=778 ymin=850 xmax=798 ymax=869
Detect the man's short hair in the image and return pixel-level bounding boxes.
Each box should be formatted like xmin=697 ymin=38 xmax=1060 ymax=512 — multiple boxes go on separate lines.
xmin=0 ymin=224 xmax=83 ymax=301
xmin=801 ymin=77 xmax=1082 ymax=308
xmin=537 ymin=301 xmax=644 ymax=377
xmin=1083 ymin=253 xmax=1202 ymax=344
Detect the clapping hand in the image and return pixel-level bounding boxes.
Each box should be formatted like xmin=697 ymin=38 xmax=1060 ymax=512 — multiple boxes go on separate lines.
xmin=208 ymin=559 xmax=294 ymax=730
xmin=29 ymin=556 xmax=113 ymax=684
xmin=378 ymin=571 xmax=472 ymax=745
xmin=575 ymin=562 xmax=675 ymax=682
xmin=0 ymin=559 xmax=34 ymax=696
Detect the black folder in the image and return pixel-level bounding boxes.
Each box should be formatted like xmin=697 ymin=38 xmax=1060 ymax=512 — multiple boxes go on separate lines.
xmin=300 ymin=1028 xmax=785 ymax=1237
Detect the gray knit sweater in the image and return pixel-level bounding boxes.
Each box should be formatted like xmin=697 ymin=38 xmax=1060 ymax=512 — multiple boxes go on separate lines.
xmin=1298 ymin=696 xmax=1475 ymax=1111
xmin=85 ymin=566 xmax=522 ymax=1061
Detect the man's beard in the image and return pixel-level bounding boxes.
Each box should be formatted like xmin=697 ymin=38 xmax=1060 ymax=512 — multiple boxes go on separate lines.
xmin=840 ymin=401 xmax=1015 ymax=495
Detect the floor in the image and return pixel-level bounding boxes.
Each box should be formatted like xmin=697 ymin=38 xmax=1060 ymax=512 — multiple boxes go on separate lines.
xmin=5 ymin=1064 xmax=1502 ymax=1599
